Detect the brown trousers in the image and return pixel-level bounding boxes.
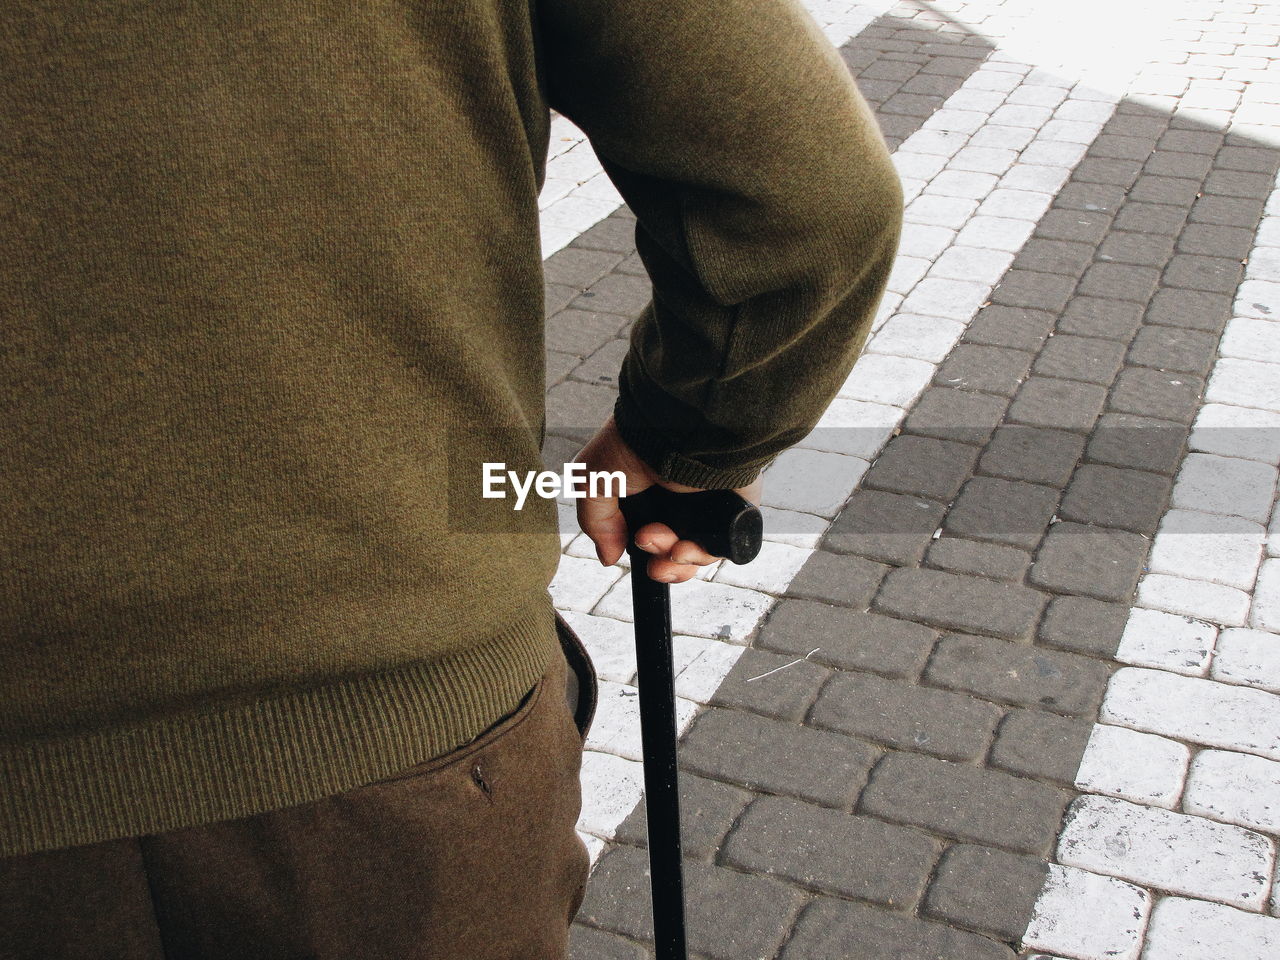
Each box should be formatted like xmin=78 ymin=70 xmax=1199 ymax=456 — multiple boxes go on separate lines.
xmin=0 ymin=619 xmax=599 ymax=960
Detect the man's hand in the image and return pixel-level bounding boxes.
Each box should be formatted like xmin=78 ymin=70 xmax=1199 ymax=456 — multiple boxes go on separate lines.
xmin=574 ymin=416 xmax=763 ymax=584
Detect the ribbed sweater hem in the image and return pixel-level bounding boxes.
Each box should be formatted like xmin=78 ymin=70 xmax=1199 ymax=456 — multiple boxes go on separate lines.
xmin=0 ymin=597 xmax=559 ymax=858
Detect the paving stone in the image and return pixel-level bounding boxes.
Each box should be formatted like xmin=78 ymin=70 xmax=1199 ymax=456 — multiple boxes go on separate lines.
xmin=1191 ymin=194 xmax=1267 ymax=226
xmin=934 ymin=344 xmax=1035 ymax=396
xmin=1101 ymin=666 xmax=1280 ymax=760
xmin=925 ymin=537 xmax=1030 ymax=581
xmin=1141 ymin=896 xmax=1280 ymax=960
xmin=1108 ymin=367 xmax=1204 ymax=422
xmin=614 ymin=771 xmax=752 ymax=861
xmin=572 ymin=215 xmax=636 ymax=253
xmin=1145 ymin=288 xmax=1232 ymax=332
xmin=1059 ymin=297 xmax=1145 ymax=341
xmin=1128 ymin=174 xmax=1203 ymax=207
xmin=1112 ymin=201 xmax=1189 ymax=236
xmin=1097 ymin=230 xmax=1177 ymax=268
xmin=570 ymin=338 xmax=629 ymax=388
xmin=923 ymin=843 xmax=1051 ymax=941
xmin=1053 ymin=181 xmax=1126 ymax=214
xmin=1030 ymin=521 xmax=1149 ymax=602
xmin=1033 ymin=335 xmax=1127 ymax=385
xmin=1205 ymin=358 xmax=1280 ymax=414
xmin=1143 ymin=149 xmax=1213 ymax=180
xmin=1127 ymin=325 xmax=1219 ymax=375
xmin=874 ymin=566 xmax=1047 ymax=640
xmin=780 ymin=897 xmax=1015 ymax=960
xmin=1221 ymin=316 xmax=1280 ymax=364
xmin=1022 ymin=864 xmax=1152 ymax=960
xmin=1038 ymin=595 xmax=1130 ymax=657
xmin=783 ymin=551 xmax=887 ymax=608
xmin=824 ymin=489 xmax=947 ymax=566
xmin=569 ymin=924 xmax=648 ymax=960
xmin=708 ymin=648 xmax=829 ymax=723
xmin=1056 ymin=794 xmax=1273 ymax=911
xmin=1074 ymin=723 xmax=1190 ymax=808
xmin=1115 ymin=604 xmax=1218 ymax=675
xmin=862 ymin=435 xmax=981 ymax=502
xmin=990 ymin=708 xmax=1096 ymax=786
xmin=579 ymin=845 xmax=805 ymax=960
xmin=990 ymin=270 xmax=1078 ymax=313
xmin=944 ymin=476 xmax=1061 ymax=549
xmin=1085 ymin=412 xmax=1188 ymax=475
xmin=1183 ymin=749 xmax=1280 ymax=834
xmin=902 ymin=387 xmax=1009 ymax=446
xmin=680 ymin=707 xmax=877 ymax=809
xmin=1137 ymin=573 xmax=1251 ymax=627
xmin=1077 ymin=262 xmax=1162 ymax=303
xmin=1090 ymin=134 xmax=1158 ymax=162
xmin=1212 ymin=627 xmax=1280 ymax=694
xmin=1147 ymin=510 xmax=1265 ymax=592
xmin=721 ymin=795 xmax=938 ymax=907
xmin=1009 ymin=377 xmax=1108 ymax=433
xmin=1172 ymin=453 xmax=1278 ymax=523
xmin=811 ymin=669 xmax=1000 ymax=762
xmin=546 ymin=308 xmax=632 ymax=355
xmin=963 ymin=305 xmax=1057 ymax=352
xmin=570 ymin=272 xmax=651 ymax=316
xmin=757 ymin=601 xmax=935 ymax=679
xmin=545 ymin=282 xmax=580 ymax=316
xmin=1075 ymin=156 xmax=1145 ymax=187
xmin=1177 ymin=222 xmax=1257 ymax=258
xmin=1058 ymin=463 xmax=1172 ymax=535
xmin=544 ymin=247 xmax=626 ymax=288
xmin=1037 ymin=209 xmax=1112 ymax=244
xmin=926 ymin=632 xmax=1111 ymax=716
xmin=1165 ymin=253 xmax=1245 ymax=295
xmin=979 ymin=425 xmax=1086 ymax=487
xmin=860 ymin=752 xmax=1070 ymax=855
xmin=1158 ymin=129 xmax=1223 ymax=155
xmin=546 ymin=349 xmax=581 ymax=386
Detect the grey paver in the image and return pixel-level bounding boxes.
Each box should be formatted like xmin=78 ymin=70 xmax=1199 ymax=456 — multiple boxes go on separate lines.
xmin=1058 ymin=296 xmax=1145 ymax=341
xmin=572 ymin=214 xmax=636 ymax=253
xmin=1107 ymin=366 xmax=1204 ymax=422
xmin=570 ymin=272 xmax=652 ymax=316
xmin=1008 ymin=377 xmax=1108 ymax=432
xmin=990 ymin=270 xmax=1078 ymax=313
xmin=579 ymin=845 xmax=805 ymax=960
xmin=783 ymin=551 xmax=888 ymax=608
xmin=1085 ymin=412 xmax=1189 ymax=475
xmin=934 ymin=344 xmax=1035 ymax=396
xmin=978 ymin=425 xmax=1086 ymax=487
xmin=1164 ymin=253 xmax=1244 ymax=294
xmin=1144 ymin=150 xmax=1214 ymax=180
xmin=721 ymin=794 xmax=939 ymax=907
xmin=546 ymin=379 xmax=619 ymax=429
xmin=925 ymin=632 xmax=1112 ymax=716
xmin=571 ymin=338 xmax=629 ymax=388
xmin=780 ymin=897 xmax=1014 ymax=960
xmin=944 ymin=475 xmax=1061 ymax=549
xmin=963 ymin=305 xmax=1057 ymax=352
xmin=1077 ymin=262 xmax=1162 ymax=303
xmin=990 ymin=708 xmax=1098 ymax=786
xmin=614 ymin=770 xmax=753 ymax=861
xmin=1013 ymin=238 xmax=1097 ymax=277
xmin=923 ymin=844 xmax=1052 ymax=940
xmin=925 ymin=536 xmax=1031 ymax=582
xmin=859 ymin=752 xmax=1071 ymax=854
xmin=1098 ymin=230 xmax=1177 ymax=268
xmin=823 ymin=489 xmax=947 ymax=566
xmin=1190 ymin=194 xmax=1266 ymax=226
xmin=1128 ymin=175 xmax=1203 ymax=207
xmin=1037 ymin=209 xmax=1112 ymax=245
xmin=569 ymin=924 xmax=649 ymax=960
xmin=1112 ymin=201 xmax=1188 ymax=236
xmin=1038 ymin=595 xmax=1130 ymax=657
xmin=1127 ymin=324 xmax=1220 ymax=375
xmin=708 ymin=648 xmax=830 ymax=722
xmin=546 ymin=307 xmax=632 ymax=355
xmin=680 ymin=707 xmax=878 ymax=808
xmin=874 ymin=567 xmax=1047 ymax=640
xmin=757 ymin=601 xmax=936 ymax=678
xmin=862 ymin=435 xmax=982 ymax=501
xmin=1058 ymin=463 xmax=1173 ymax=535
xmin=1030 ymin=521 xmax=1149 ymax=602
xmin=544 ymin=247 xmax=627 ymax=288
xmin=1033 ymin=334 xmax=1127 ymax=385
xmin=1145 ymin=288 xmax=1232 ymax=332
xmin=902 ymin=387 xmax=1010 ymax=445
xmin=1177 ymin=222 xmax=1256 ymax=258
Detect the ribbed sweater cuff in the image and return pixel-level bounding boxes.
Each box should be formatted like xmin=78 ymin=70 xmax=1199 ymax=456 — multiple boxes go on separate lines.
xmin=613 ymin=396 xmax=769 ymax=490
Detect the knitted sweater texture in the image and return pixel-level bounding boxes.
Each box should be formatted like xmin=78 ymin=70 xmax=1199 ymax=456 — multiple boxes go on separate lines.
xmin=0 ymin=0 xmax=900 ymax=856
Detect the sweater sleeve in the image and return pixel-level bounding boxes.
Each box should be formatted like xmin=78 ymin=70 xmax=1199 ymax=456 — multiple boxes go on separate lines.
xmin=536 ymin=0 xmax=903 ymax=489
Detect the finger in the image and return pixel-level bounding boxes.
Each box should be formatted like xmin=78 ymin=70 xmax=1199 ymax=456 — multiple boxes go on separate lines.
xmin=669 ymin=538 xmax=719 ymax=565
xmin=576 ymin=495 xmax=627 ymax=566
xmin=644 ymin=554 xmax=703 ymax=584
xmin=633 ymin=522 xmax=678 ymax=555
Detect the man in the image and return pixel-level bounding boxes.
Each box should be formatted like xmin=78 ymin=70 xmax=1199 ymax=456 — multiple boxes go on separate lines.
xmin=0 ymin=0 xmax=900 ymax=956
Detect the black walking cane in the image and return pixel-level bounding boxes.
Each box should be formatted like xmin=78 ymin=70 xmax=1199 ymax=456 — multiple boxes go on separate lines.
xmin=618 ymin=485 xmax=763 ymax=960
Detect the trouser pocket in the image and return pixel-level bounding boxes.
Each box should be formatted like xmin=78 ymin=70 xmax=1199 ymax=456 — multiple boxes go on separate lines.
xmin=554 ymin=611 xmax=597 ymax=741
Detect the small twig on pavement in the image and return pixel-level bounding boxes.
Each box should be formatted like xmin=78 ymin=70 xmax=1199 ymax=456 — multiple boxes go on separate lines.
xmin=744 ymin=647 xmax=821 ymax=682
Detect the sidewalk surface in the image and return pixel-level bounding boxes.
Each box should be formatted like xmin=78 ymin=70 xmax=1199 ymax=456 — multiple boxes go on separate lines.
xmin=537 ymin=1 xmax=1280 ymax=957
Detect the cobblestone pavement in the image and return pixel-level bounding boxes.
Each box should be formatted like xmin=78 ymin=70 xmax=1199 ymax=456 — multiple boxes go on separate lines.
xmin=536 ymin=1 xmax=1280 ymax=957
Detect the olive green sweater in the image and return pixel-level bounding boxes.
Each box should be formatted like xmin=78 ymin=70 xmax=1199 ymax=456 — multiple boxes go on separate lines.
xmin=0 ymin=0 xmax=899 ymax=856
